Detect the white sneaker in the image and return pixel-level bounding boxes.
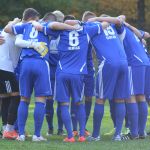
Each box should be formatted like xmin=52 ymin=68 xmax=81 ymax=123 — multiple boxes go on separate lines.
xmin=32 ymin=135 xmax=47 ymax=142
xmin=112 ymin=135 xmax=121 ymax=141
xmin=16 ymin=135 xmax=25 ymax=141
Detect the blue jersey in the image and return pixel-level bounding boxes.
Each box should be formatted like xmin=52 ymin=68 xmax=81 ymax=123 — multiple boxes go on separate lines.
xmin=48 ymin=37 xmax=60 ymax=66
xmin=12 ymin=22 xmax=53 ymax=60
xmin=87 ymin=43 xmax=95 ymax=75
xmin=89 ymin=24 xmax=127 ymax=65
xmin=116 ymin=25 xmax=150 ymax=66
xmin=45 ymin=23 xmax=100 ymax=74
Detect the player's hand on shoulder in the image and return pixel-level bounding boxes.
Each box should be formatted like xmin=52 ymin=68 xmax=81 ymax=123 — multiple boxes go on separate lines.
xmin=101 ymin=21 xmax=110 ymax=29
xmin=31 ymin=21 xmax=43 ymax=31
xmin=13 ymin=18 xmax=21 ymax=24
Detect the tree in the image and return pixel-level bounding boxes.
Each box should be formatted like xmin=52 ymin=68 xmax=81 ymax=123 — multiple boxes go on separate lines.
xmin=137 ymin=0 xmax=145 ymax=29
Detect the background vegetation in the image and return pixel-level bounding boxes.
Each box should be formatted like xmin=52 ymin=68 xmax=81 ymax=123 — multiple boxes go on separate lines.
xmin=1 ymin=0 xmax=149 ymax=46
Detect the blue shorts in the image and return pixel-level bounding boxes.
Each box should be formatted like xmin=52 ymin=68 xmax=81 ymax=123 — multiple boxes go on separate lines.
xmin=145 ymin=66 xmax=150 ymax=97
xmin=96 ymin=61 xmax=130 ymax=100
xmin=55 ymin=72 xmax=84 ymax=102
xmin=19 ymin=58 xmax=52 ymax=98
xmin=84 ymin=73 xmax=95 ymax=97
xmin=50 ymin=65 xmax=57 ymax=95
xmin=128 ymin=66 xmax=146 ymax=95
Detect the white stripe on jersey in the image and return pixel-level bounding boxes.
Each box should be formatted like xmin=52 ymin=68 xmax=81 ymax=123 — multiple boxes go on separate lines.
xmin=118 ymin=28 xmax=126 ymax=45
xmin=44 ymin=26 xmax=47 ymax=35
xmin=58 ymin=61 xmax=62 ymax=70
xmin=80 ymin=82 xmax=85 ymax=101
xmin=128 ymin=66 xmax=134 ymax=95
xmin=80 ymin=62 xmax=86 ymax=72
xmin=98 ymin=60 xmax=105 ymax=99
xmin=133 ymin=54 xmax=143 ymax=63
xmin=45 ymin=60 xmax=52 ymax=95
xmin=97 ymin=24 xmax=101 ymax=34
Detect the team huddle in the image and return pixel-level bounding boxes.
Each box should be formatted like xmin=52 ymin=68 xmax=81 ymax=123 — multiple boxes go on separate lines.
xmin=0 ymin=7 xmax=150 ymax=143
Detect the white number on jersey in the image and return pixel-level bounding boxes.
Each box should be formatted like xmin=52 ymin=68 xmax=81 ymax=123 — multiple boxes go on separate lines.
xmin=29 ymin=27 xmax=38 ymax=38
xmin=104 ymin=26 xmax=116 ymax=39
xmin=69 ymin=31 xmax=79 ymax=47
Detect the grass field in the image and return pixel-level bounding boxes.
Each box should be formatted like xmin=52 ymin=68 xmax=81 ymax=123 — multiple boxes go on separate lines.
xmin=0 ymin=101 xmax=150 ymax=150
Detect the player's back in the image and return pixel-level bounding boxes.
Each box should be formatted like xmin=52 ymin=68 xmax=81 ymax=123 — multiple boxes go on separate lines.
xmin=91 ymin=24 xmax=127 ymax=65
xmin=57 ymin=27 xmax=90 ymax=74
xmin=13 ymin=22 xmax=50 ymax=60
xmin=121 ymin=26 xmax=150 ymax=66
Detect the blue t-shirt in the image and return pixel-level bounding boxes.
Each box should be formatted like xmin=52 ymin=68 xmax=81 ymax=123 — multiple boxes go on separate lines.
xmin=89 ymin=23 xmax=127 ymax=65
xmin=116 ymin=25 xmax=150 ymax=66
xmin=12 ymin=22 xmax=55 ymax=60
xmin=45 ymin=23 xmax=100 ymax=74
xmin=48 ymin=36 xmax=60 ymax=66
xmin=86 ymin=43 xmax=95 ymax=75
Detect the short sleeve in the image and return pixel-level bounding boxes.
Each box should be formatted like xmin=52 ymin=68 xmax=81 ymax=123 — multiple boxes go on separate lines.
xmin=85 ymin=22 xmax=102 ymax=38
xmin=43 ymin=25 xmax=60 ymax=38
xmin=12 ymin=24 xmax=25 ymax=35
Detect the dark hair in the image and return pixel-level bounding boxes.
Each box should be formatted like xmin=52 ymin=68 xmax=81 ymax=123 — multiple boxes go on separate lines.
xmin=22 ymin=8 xmax=40 ymax=21
xmin=63 ymin=15 xmax=76 ymax=22
xmin=42 ymin=12 xmax=56 ymax=22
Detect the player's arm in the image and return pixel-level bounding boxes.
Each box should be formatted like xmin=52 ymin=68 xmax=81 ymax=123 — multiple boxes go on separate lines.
xmin=15 ymin=34 xmax=34 ymax=48
xmin=32 ymin=21 xmax=78 ymax=32
xmin=4 ymin=18 xmax=21 ymax=34
xmin=15 ymin=34 xmax=48 ymax=57
xmin=49 ymin=22 xmax=78 ymax=30
xmin=88 ymin=15 xmax=125 ymax=26
xmin=124 ymin=22 xmax=150 ymax=39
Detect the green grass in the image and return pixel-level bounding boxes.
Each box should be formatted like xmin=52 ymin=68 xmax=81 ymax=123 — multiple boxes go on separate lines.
xmin=1 ymin=101 xmax=150 ymax=150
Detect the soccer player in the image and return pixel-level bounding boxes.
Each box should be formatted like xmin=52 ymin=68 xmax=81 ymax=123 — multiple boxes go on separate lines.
xmin=0 ymin=20 xmax=21 ymax=139
xmin=4 ymin=8 xmax=76 ymax=142
xmin=34 ymin=17 xmax=109 ymax=142
xmin=87 ymin=14 xmax=130 ymax=141
xmin=46 ymin=10 xmax=65 ymax=136
xmin=71 ymin=12 xmax=96 ymax=136
xmin=116 ymin=21 xmax=150 ymax=140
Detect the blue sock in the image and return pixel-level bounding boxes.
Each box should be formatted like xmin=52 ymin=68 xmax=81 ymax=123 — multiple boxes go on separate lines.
xmin=114 ymin=102 xmax=125 ymax=136
xmin=92 ymin=103 xmax=104 ymax=138
xmin=109 ymin=100 xmax=116 ymax=128
xmin=45 ymin=99 xmax=54 ymax=130
xmin=14 ymin=119 xmax=18 ymax=131
xmin=126 ymin=103 xmax=138 ymax=137
xmin=17 ymin=101 xmax=29 ymax=135
xmin=57 ymin=103 xmax=63 ymax=131
xmin=34 ymin=102 xmax=45 ymax=137
xmin=138 ymin=101 xmax=148 ymax=136
xmin=61 ymin=105 xmax=73 ymax=138
xmin=76 ymin=104 xmax=86 ymax=136
xmin=71 ymin=101 xmax=78 ymax=131
xmin=85 ymin=101 xmax=92 ymax=125
xmin=125 ymin=113 xmax=130 ymax=128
